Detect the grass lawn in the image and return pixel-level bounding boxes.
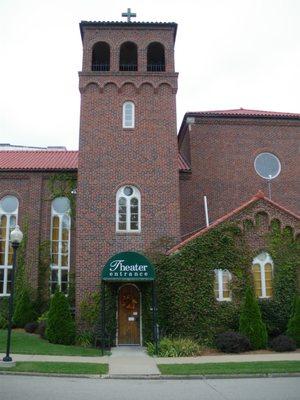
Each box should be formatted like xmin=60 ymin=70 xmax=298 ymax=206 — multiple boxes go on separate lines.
xmin=0 ymin=361 xmax=108 ymax=375
xmin=0 ymin=330 xmax=103 ymax=356
xmin=158 ymin=361 xmax=300 ymax=375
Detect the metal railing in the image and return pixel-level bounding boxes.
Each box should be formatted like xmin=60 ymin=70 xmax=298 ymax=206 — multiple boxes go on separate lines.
xmin=91 ymin=63 xmax=110 ymax=71
xmin=147 ymin=64 xmax=165 ymax=72
xmin=119 ymin=64 xmax=138 ymax=71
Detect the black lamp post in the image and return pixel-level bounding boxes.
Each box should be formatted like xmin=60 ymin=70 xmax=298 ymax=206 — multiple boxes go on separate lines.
xmin=2 ymin=225 xmax=23 ymax=363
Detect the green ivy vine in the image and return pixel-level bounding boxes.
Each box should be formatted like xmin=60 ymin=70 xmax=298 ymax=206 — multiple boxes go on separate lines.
xmin=48 ymin=173 xmax=77 ymax=217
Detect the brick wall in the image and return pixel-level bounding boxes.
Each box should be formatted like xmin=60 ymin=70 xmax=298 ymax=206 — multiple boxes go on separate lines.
xmin=76 ymin=24 xmax=181 ymax=306
xmin=179 ymin=118 xmax=300 ymax=237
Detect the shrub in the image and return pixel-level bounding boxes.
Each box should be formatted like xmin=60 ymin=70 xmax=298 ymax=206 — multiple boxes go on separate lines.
xmin=37 ymin=311 xmax=49 ymax=339
xmin=24 ymin=322 xmax=39 ymax=334
xmin=287 ymin=295 xmax=300 ymax=347
xmin=215 ymin=331 xmax=251 ymax=353
xmin=0 ymin=298 xmax=9 ymax=329
xmin=76 ymin=331 xmax=94 ymax=347
xmin=147 ymin=337 xmax=202 ymax=357
xmin=13 ymin=288 xmax=36 ymax=328
xmin=46 ymin=289 xmax=76 ymax=345
xmin=239 ymin=286 xmax=267 ymax=350
xmin=270 ymin=335 xmax=296 ymax=352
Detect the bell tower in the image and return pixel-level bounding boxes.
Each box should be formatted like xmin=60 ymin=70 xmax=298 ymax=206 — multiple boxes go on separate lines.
xmin=76 ymin=13 xmax=181 ymax=302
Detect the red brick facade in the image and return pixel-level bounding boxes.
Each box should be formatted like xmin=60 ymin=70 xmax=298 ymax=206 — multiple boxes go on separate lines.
xmin=0 ymin=21 xmax=299 ymax=320
xmin=179 ymin=114 xmax=300 ymax=237
xmin=76 ymin=22 xmax=181 ymax=304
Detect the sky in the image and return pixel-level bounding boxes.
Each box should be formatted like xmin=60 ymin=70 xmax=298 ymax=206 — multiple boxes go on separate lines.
xmin=1 ymin=0 xmax=299 ymax=150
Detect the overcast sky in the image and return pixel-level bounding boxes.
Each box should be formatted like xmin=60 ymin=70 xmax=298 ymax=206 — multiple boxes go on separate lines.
xmin=1 ymin=0 xmax=299 ymax=150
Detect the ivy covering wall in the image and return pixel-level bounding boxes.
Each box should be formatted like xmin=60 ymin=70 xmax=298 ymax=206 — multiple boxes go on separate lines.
xmin=149 ymin=221 xmax=299 ymax=345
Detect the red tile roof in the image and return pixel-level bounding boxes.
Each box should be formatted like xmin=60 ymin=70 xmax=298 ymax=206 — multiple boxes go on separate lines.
xmin=168 ymin=191 xmax=300 ymax=254
xmin=0 ymin=150 xmax=187 ymax=172
xmin=0 ymin=151 xmax=78 ymax=171
xmin=185 ymin=108 xmax=300 ymax=119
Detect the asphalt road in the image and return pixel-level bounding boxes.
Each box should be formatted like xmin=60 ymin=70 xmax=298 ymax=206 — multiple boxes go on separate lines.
xmin=0 ymin=375 xmax=299 ymax=400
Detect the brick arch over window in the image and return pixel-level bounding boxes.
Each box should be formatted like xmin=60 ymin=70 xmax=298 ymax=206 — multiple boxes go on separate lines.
xmin=119 ymin=42 xmax=138 ymax=71
xmin=147 ymin=42 xmax=165 ymax=71
xmin=91 ymin=41 xmax=110 ymax=71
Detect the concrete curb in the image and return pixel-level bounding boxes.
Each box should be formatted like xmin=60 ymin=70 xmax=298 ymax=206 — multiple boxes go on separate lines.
xmin=1 ymin=371 xmax=300 ymax=379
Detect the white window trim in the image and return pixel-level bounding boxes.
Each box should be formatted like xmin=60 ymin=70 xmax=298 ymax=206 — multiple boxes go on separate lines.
xmin=214 ymin=269 xmax=232 ymax=302
xmin=50 ymin=200 xmax=71 ymax=294
xmin=252 ymin=253 xmax=273 ymax=299
xmin=0 ymin=197 xmax=18 ymax=297
xmin=122 ymin=101 xmax=135 ymax=129
xmin=116 ymin=186 xmax=141 ymax=233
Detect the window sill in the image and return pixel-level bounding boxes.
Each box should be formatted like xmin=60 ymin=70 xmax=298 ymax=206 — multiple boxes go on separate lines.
xmin=0 ymin=294 xmax=10 ymax=297
xmin=122 ymin=128 xmax=135 ymax=131
xmin=216 ymin=298 xmax=232 ymax=302
xmin=116 ymin=231 xmax=141 ymax=235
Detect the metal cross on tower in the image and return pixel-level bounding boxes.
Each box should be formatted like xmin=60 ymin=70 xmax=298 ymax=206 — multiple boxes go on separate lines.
xmin=122 ymin=8 xmax=137 ymax=22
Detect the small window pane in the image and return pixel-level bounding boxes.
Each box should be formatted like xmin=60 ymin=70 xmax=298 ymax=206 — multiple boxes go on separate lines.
xmin=254 ymin=153 xmax=281 ymax=180
xmin=265 ymin=263 xmax=273 ymax=297
xmin=119 ymin=222 xmax=126 ymax=231
xmin=61 ymin=255 xmax=68 ymax=267
xmin=9 ymin=216 xmax=16 ymax=230
xmin=7 ymin=269 xmax=12 ymax=294
xmin=253 ymin=264 xmax=262 ymax=297
xmin=0 ymin=252 xmax=5 ymax=265
xmin=130 ymin=222 xmax=138 ymax=230
xmin=0 ymin=196 xmax=18 ymax=213
xmin=0 ymin=241 xmax=5 ymax=252
xmin=52 ymin=197 xmax=70 ymax=214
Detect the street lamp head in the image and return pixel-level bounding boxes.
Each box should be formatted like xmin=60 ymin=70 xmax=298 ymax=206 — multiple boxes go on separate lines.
xmin=10 ymin=225 xmax=23 ymax=244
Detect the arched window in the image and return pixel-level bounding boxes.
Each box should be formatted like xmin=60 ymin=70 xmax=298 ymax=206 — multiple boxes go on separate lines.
xmin=147 ymin=42 xmax=165 ymax=71
xmin=119 ymin=42 xmax=138 ymax=71
xmin=123 ymin=101 xmax=135 ymax=128
xmin=50 ymin=197 xmax=71 ymax=295
xmin=214 ymin=269 xmax=232 ymax=301
xmin=252 ymin=252 xmax=273 ymax=298
xmin=116 ymin=186 xmax=141 ymax=232
xmin=0 ymin=196 xmax=18 ymax=296
xmin=91 ymin=42 xmax=110 ymax=71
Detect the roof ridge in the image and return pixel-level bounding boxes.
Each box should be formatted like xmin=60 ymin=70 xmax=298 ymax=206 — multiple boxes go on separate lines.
xmin=168 ymin=192 xmax=300 ymax=254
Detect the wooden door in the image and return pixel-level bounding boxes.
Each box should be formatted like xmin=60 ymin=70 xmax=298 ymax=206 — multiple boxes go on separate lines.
xmin=118 ymin=285 xmax=140 ymax=345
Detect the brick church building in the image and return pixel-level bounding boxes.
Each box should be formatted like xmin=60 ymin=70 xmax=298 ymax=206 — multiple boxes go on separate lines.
xmin=0 ymin=16 xmax=299 ymax=345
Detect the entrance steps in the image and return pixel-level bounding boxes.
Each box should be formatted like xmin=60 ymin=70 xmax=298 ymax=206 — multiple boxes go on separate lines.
xmin=109 ymin=346 xmax=160 ymax=376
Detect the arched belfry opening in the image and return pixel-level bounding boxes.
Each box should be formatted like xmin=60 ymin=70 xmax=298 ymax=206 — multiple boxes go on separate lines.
xmin=147 ymin=42 xmax=165 ymax=71
xmin=92 ymin=42 xmax=110 ymax=71
xmin=119 ymin=42 xmax=138 ymax=71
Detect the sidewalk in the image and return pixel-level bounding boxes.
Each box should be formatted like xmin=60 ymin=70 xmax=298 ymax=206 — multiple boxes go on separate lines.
xmin=1 ymin=349 xmax=299 ymax=368
xmin=0 ymin=353 xmax=109 ymax=364
xmin=155 ymin=352 xmax=300 ymax=364
xmin=109 ymin=346 xmax=160 ymax=376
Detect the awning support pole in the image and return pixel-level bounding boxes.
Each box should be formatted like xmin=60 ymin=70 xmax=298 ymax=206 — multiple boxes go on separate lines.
xmin=101 ymin=281 xmax=105 ymax=356
xmin=152 ymin=281 xmax=158 ymax=355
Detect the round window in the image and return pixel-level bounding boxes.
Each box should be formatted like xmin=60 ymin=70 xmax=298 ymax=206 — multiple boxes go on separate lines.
xmin=0 ymin=196 xmax=19 ymax=213
xmin=254 ymin=153 xmax=281 ymax=179
xmin=52 ymin=197 xmax=70 ymax=214
xmin=124 ymin=186 xmax=133 ymax=196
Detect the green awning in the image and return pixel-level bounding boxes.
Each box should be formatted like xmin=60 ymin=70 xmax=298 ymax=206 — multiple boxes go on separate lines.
xmin=102 ymin=251 xmax=155 ymax=281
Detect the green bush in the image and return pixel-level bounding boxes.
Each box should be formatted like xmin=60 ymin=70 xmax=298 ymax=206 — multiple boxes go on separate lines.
xmin=287 ymin=295 xmax=300 ymax=347
xmin=75 ymin=331 xmax=94 ymax=347
xmin=147 ymin=337 xmax=202 ymax=357
xmin=0 ymin=298 xmax=9 ymax=329
xmin=239 ymin=286 xmax=267 ymax=350
xmin=46 ymin=290 xmax=76 ymax=345
xmin=13 ymin=288 xmax=36 ymax=327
